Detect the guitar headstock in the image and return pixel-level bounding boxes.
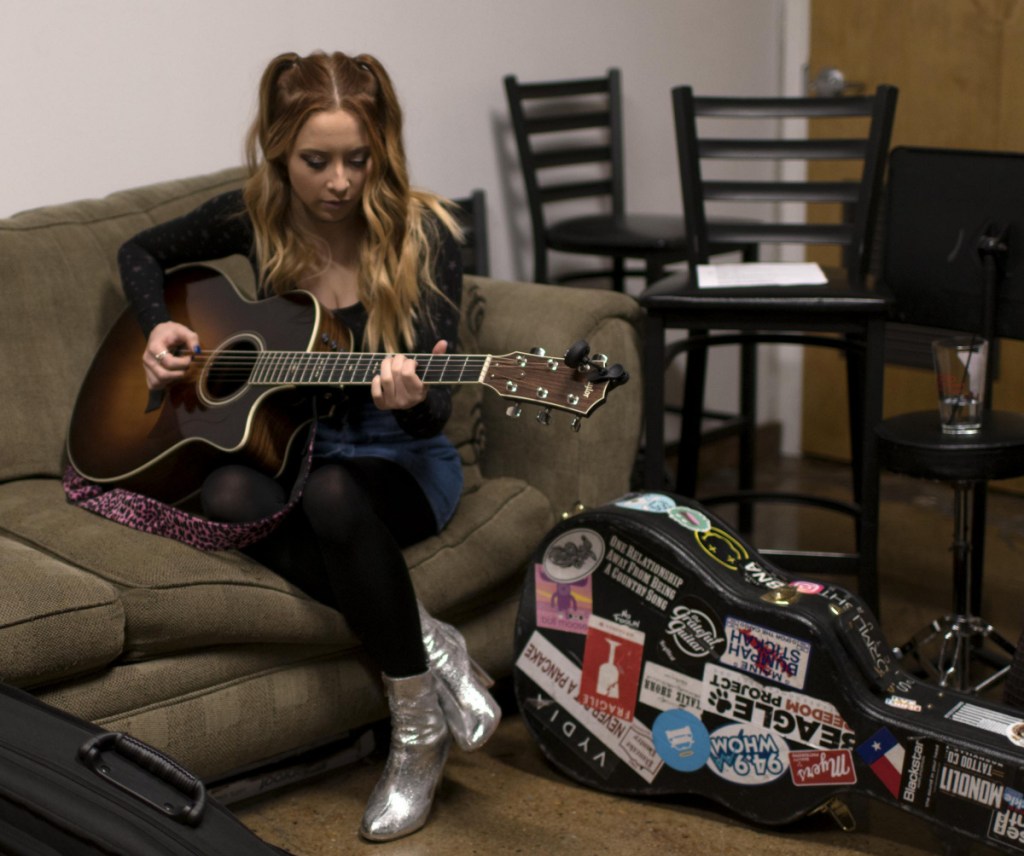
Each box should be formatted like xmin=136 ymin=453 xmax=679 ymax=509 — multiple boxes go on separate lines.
xmin=480 ymin=340 xmax=629 ymax=430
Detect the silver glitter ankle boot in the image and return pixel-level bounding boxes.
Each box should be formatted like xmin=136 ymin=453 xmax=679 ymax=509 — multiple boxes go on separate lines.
xmin=418 ymin=602 xmax=502 ymax=752
xmin=359 ymin=671 xmax=451 ymax=842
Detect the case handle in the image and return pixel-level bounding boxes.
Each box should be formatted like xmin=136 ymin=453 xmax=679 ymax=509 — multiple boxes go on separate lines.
xmin=79 ymin=732 xmax=207 ymax=826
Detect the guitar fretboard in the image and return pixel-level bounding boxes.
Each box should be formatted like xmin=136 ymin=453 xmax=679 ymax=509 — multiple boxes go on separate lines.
xmin=245 ymin=351 xmax=493 ymax=386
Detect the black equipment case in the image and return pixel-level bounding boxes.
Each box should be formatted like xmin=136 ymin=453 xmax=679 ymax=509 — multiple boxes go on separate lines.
xmin=514 ymin=493 xmax=1024 ymax=854
xmin=0 ymin=682 xmax=287 ymax=855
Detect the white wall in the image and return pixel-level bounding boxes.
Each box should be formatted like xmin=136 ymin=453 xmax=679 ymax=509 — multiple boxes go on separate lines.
xmin=0 ymin=0 xmax=791 ymax=273
xmin=1 ymin=0 xmax=810 ymax=450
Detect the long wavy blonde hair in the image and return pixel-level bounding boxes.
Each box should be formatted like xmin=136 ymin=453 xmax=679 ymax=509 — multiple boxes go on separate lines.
xmin=243 ymin=51 xmax=459 ymax=352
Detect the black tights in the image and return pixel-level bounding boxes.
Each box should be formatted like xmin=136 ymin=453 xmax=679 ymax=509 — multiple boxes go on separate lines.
xmin=201 ymin=459 xmax=436 ymax=678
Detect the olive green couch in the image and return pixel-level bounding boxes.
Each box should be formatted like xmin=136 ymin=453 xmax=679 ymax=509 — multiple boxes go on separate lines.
xmin=0 ymin=167 xmax=643 ymax=781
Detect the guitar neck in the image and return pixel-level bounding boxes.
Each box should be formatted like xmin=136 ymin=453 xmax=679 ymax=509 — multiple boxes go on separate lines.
xmin=246 ymin=351 xmax=492 ymax=387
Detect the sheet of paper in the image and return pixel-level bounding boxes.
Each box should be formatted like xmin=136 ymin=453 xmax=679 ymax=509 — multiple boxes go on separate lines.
xmin=696 ymin=262 xmax=828 ymax=288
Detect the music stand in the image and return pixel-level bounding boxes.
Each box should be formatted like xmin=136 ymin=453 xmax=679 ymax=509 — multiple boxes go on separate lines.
xmin=877 ymin=146 xmax=1024 ymax=692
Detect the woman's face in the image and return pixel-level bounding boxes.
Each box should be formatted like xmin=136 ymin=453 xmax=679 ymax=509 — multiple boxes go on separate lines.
xmin=287 ymin=108 xmax=371 ymax=228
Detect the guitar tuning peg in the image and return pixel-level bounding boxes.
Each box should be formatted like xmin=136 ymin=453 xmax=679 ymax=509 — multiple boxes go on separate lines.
xmin=506 ymin=403 xmax=523 ymax=419
xmin=536 ymin=407 xmax=552 ymax=426
xmin=563 ymin=340 xmax=590 ymax=369
xmin=530 ymin=346 xmax=546 ymax=357
xmin=570 ymin=416 xmax=582 ymax=432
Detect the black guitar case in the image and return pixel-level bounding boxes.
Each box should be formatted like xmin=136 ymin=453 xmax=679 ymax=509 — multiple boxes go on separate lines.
xmin=513 ymin=492 xmax=1024 ymax=854
xmin=0 ymin=683 xmax=288 ymax=855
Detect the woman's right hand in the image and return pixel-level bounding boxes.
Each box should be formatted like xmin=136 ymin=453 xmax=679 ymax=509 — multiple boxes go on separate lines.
xmin=143 ymin=321 xmax=201 ymax=390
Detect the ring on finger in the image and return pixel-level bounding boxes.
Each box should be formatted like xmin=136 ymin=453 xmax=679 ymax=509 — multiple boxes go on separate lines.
xmin=154 ymin=350 xmax=168 ymax=362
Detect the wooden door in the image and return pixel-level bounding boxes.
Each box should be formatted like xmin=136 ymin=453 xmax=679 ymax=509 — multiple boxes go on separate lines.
xmin=802 ymin=0 xmax=1024 ymax=484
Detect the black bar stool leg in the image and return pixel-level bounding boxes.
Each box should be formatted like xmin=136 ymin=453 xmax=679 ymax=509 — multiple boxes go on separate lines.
xmin=676 ymin=333 xmax=709 ymax=498
xmin=643 ymin=313 xmax=668 ymax=491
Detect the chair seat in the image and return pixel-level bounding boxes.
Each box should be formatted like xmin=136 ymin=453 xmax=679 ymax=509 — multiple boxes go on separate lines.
xmin=547 ymin=213 xmax=686 ymax=255
xmin=876 ymin=410 xmax=1024 ymax=482
xmin=640 ymin=269 xmax=890 ymax=323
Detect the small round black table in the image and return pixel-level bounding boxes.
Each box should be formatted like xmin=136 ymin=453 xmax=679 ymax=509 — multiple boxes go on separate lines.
xmin=876 ymin=409 xmax=1024 ymax=691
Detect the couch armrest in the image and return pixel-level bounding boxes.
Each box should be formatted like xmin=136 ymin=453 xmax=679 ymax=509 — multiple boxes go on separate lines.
xmin=466 ymin=276 xmax=643 ymax=516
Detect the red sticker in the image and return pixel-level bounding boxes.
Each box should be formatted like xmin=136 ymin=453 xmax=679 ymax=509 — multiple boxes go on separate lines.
xmin=577 ymin=615 xmax=645 ymax=722
xmin=789 ymin=749 xmax=857 ymax=787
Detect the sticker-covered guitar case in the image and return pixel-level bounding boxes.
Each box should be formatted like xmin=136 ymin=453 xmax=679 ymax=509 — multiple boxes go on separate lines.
xmin=513 ymin=492 xmax=1024 ymax=854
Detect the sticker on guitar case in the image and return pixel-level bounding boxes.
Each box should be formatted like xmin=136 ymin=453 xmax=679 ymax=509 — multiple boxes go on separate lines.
xmin=900 ymin=738 xmax=941 ymax=808
xmin=601 ymin=535 xmax=685 ymax=614
xmin=989 ymin=806 xmax=1024 ymax=851
xmin=936 ymin=744 xmax=1009 ymax=809
xmin=516 ymin=630 xmax=663 ymax=783
xmin=541 ymin=528 xmax=605 ymax=583
xmin=885 ymin=694 xmax=923 ymax=713
xmin=652 ymin=708 xmax=710 ymax=772
xmin=738 ymin=559 xmax=790 ymax=591
xmin=856 ymin=726 xmax=906 ymax=799
xmin=534 ymin=563 xmax=592 ymax=636
xmin=946 ymin=700 xmax=1024 ymax=741
xmin=1009 ymin=721 xmax=1024 ymax=749
xmin=639 ymin=661 xmax=703 ymax=714
xmin=614 ymin=493 xmax=678 ymax=513
xmin=702 ymin=663 xmax=855 ymax=750
xmin=662 ymin=598 xmax=725 ymax=661
xmin=789 ymin=749 xmax=857 ymax=787
xmin=577 ymin=615 xmax=645 ymax=722
xmin=667 ymin=505 xmax=711 ymax=532
xmin=720 ymin=616 xmax=811 ymax=690
xmin=706 ymin=722 xmax=789 ymax=785
xmin=694 ymin=528 xmax=749 ymax=570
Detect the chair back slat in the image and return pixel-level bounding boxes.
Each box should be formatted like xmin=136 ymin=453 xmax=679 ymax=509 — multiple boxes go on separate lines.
xmin=524 ymin=111 xmax=611 ymax=135
xmin=707 ymin=222 xmax=855 ymax=246
xmin=704 ymin=180 xmax=862 ymax=204
xmin=698 ymin=139 xmax=869 ymax=160
xmin=532 ymin=145 xmax=612 ymax=170
xmin=693 ymin=94 xmax=878 ymax=119
xmin=514 ymin=78 xmax=610 ymax=100
xmin=539 ymin=180 xmax=616 ymax=204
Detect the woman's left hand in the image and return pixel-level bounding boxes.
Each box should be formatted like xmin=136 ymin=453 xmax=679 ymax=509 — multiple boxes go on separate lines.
xmin=372 ymin=339 xmax=448 ymax=410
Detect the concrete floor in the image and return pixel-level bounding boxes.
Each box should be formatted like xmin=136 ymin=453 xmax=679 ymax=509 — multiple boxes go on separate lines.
xmin=231 ymin=458 xmax=1024 ymax=855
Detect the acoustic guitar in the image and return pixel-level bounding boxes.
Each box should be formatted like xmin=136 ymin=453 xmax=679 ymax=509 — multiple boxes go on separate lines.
xmin=67 ymin=265 xmax=627 ymax=504
xmin=515 ymin=493 xmax=1024 ymax=854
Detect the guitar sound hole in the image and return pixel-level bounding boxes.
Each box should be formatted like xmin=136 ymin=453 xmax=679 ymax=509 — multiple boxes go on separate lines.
xmin=204 ymin=340 xmax=258 ymax=401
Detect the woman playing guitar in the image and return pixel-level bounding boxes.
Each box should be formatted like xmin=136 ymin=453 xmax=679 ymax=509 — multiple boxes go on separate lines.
xmin=71 ymin=50 xmax=499 ymax=842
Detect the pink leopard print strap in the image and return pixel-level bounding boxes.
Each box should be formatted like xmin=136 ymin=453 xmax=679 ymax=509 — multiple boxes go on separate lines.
xmin=62 ymin=428 xmax=315 ymax=552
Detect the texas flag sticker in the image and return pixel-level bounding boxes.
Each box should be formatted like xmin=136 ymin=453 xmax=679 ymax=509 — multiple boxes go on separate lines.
xmin=856 ymin=726 xmax=906 ymax=798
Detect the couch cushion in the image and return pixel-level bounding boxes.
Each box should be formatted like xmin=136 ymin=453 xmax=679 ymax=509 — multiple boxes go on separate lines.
xmin=408 ymin=476 xmax=553 ymax=612
xmin=0 ymin=475 xmax=551 ymax=660
xmin=0 ymin=480 xmax=348 ymax=659
xmin=0 ymin=535 xmax=124 ymax=688
xmin=37 ymin=597 xmax=520 ymax=781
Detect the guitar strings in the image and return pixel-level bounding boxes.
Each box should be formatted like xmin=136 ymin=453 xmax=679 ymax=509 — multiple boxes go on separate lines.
xmin=179 ymin=352 xmax=531 ymax=384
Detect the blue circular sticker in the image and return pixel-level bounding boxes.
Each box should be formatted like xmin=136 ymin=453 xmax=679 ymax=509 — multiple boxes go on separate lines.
xmin=652 ymin=709 xmax=710 ymax=773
